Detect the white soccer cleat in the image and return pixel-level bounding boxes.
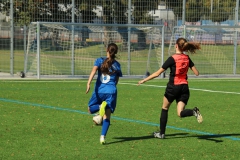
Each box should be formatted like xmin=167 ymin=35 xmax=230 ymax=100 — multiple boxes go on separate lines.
xmin=100 ymin=135 xmax=105 ymax=144
xmin=153 ymin=131 xmax=165 ymax=139
xmin=193 ymin=107 xmax=203 ymax=123
xmin=93 ymin=114 xmax=103 ymax=125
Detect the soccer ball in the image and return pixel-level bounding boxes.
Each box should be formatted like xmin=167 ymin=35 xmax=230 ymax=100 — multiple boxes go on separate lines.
xmin=20 ymin=71 xmax=25 ymax=78
xmin=93 ymin=115 xmax=102 ymax=125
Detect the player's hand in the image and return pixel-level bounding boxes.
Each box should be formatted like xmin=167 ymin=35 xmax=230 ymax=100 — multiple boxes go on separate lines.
xmin=138 ymin=80 xmax=145 ymax=86
xmin=86 ymin=84 xmax=90 ymax=94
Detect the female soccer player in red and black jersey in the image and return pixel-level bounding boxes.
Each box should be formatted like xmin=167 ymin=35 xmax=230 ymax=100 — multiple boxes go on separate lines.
xmin=138 ymin=37 xmax=203 ymax=139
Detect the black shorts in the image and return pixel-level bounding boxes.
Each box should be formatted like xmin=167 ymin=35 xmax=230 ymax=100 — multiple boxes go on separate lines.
xmin=164 ymin=83 xmax=190 ymax=104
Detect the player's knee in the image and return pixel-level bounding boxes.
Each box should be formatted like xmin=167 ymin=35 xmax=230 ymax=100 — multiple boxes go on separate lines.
xmin=177 ymin=112 xmax=181 ymax=117
xmin=88 ymin=107 xmax=91 ymax=114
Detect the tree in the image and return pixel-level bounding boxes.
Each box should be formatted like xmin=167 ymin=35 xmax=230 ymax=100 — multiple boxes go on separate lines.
xmin=185 ymin=0 xmax=204 ymax=23
xmin=166 ymin=0 xmax=203 ymax=23
xmin=0 ymin=0 xmax=166 ymax=48
xmin=165 ymin=0 xmax=236 ymax=23
xmin=208 ymin=0 xmax=235 ymax=23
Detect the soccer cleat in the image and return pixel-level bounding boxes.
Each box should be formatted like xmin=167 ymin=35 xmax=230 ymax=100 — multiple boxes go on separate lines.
xmin=93 ymin=114 xmax=103 ymax=125
xmin=153 ymin=131 xmax=165 ymax=139
xmin=100 ymin=136 xmax=105 ymax=144
xmin=99 ymin=101 xmax=107 ymax=117
xmin=193 ymin=107 xmax=203 ymax=123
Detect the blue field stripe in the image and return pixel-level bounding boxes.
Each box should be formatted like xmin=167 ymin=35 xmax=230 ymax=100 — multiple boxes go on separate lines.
xmin=1 ymin=97 xmax=239 ymax=141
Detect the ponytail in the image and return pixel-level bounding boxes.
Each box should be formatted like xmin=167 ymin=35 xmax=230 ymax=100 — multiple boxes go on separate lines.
xmin=177 ymin=38 xmax=201 ymax=54
xmin=101 ymin=43 xmax=118 ymax=75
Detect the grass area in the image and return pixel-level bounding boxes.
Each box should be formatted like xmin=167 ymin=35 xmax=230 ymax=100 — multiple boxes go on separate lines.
xmin=1 ymin=79 xmax=240 ymax=159
xmin=0 ymin=50 xmax=25 ymax=73
xmin=0 ymin=43 xmax=239 ymax=75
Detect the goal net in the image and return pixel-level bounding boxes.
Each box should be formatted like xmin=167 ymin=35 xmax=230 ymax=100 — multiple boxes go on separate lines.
xmin=168 ymin=25 xmax=239 ymax=77
xmin=25 ymin=22 xmax=164 ymax=78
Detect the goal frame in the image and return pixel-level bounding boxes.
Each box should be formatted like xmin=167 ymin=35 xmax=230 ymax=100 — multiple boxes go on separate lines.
xmin=25 ymin=22 xmax=165 ymax=79
xmin=168 ymin=25 xmax=240 ymax=76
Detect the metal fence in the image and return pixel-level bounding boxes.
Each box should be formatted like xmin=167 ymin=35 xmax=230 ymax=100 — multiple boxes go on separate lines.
xmin=0 ymin=0 xmax=239 ymax=78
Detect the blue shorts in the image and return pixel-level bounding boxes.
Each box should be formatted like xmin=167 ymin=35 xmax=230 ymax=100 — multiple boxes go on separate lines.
xmin=88 ymin=92 xmax=117 ymax=113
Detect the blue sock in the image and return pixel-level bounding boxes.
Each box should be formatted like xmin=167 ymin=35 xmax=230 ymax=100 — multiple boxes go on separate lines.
xmin=101 ymin=119 xmax=110 ymax=136
xmin=89 ymin=105 xmax=99 ymax=114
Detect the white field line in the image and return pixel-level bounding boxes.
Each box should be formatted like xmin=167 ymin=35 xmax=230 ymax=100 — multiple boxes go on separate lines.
xmin=119 ymin=82 xmax=240 ymax=95
xmin=1 ymin=80 xmax=240 ymax=95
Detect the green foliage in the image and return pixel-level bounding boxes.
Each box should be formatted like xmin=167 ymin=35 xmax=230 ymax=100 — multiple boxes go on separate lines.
xmin=0 ymin=0 xmax=239 ymax=25
xmin=0 ymin=0 xmax=160 ymax=26
xmin=185 ymin=0 xmax=203 ymax=22
xmin=166 ymin=0 xmax=237 ymax=22
xmin=202 ymin=0 xmax=236 ymax=22
xmin=132 ymin=1 xmax=158 ymax=24
xmin=210 ymin=8 xmax=229 ymax=22
xmin=115 ymin=1 xmax=128 ymax=24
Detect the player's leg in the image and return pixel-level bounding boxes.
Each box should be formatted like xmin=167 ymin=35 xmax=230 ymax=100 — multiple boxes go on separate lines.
xmin=154 ymin=83 xmax=175 ymax=139
xmin=100 ymin=109 xmax=111 ymax=144
xmin=177 ymin=84 xmax=192 ymax=117
xmin=99 ymin=101 xmax=107 ymax=117
xmin=177 ymin=102 xmax=203 ymax=123
xmin=154 ymin=96 xmax=171 ymax=139
xmin=88 ymin=92 xmax=101 ymax=114
xmin=177 ymin=101 xmax=193 ymax=117
xmin=99 ymin=93 xmax=116 ymax=144
xmin=88 ymin=92 xmax=104 ymax=125
xmin=177 ymin=84 xmax=203 ymax=123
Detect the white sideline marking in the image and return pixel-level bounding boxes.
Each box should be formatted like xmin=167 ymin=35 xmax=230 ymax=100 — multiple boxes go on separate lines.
xmin=119 ymin=82 xmax=240 ymax=95
xmin=1 ymin=80 xmax=240 ymax=95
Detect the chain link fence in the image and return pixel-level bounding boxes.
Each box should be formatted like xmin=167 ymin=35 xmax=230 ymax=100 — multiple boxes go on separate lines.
xmin=0 ymin=0 xmax=239 ymax=78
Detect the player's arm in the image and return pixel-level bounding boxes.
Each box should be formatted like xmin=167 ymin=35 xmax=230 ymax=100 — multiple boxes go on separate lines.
xmin=138 ymin=68 xmax=165 ymax=85
xmin=115 ymin=76 xmax=120 ymax=85
xmin=191 ymin=66 xmax=199 ymax=76
xmin=86 ymin=66 xmax=98 ymax=94
xmin=138 ymin=56 xmax=173 ymax=85
xmin=189 ymin=58 xmax=199 ymax=76
xmin=115 ymin=64 xmax=122 ymax=85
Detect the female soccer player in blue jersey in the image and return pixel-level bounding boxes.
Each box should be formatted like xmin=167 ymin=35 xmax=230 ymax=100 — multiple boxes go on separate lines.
xmin=86 ymin=43 xmax=122 ymax=144
xmin=138 ymin=38 xmax=203 ymax=139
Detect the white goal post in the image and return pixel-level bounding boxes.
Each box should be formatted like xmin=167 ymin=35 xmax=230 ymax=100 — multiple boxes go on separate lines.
xmin=25 ymin=22 xmax=165 ymax=79
xmin=168 ymin=25 xmax=240 ymax=77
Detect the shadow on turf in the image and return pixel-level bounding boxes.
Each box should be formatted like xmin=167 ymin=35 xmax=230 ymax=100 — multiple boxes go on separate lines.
xmin=107 ymin=135 xmax=154 ymax=144
xmin=107 ymin=133 xmax=187 ymax=144
xmin=167 ymin=133 xmax=240 ymax=143
xmin=107 ymin=133 xmax=240 ymax=144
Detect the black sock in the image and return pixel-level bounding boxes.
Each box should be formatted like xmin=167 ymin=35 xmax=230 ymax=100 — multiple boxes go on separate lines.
xmin=180 ymin=109 xmax=194 ymax=117
xmin=160 ymin=109 xmax=168 ymax=135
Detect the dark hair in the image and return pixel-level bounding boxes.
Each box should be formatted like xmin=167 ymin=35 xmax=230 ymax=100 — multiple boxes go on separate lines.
xmin=101 ymin=43 xmax=118 ymax=75
xmin=176 ymin=38 xmax=201 ymax=54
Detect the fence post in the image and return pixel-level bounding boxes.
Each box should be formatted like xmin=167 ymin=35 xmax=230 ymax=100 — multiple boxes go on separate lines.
xmin=24 ymin=25 xmax=27 ymax=74
xmin=37 ymin=22 xmax=40 ymax=79
xmin=182 ymin=0 xmax=186 ymax=26
xmin=127 ymin=0 xmax=131 ymax=75
xmin=71 ymin=0 xmax=75 ymax=76
xmin=233 ymin=0 xmax=239 ymax=75
xmin=10 ymin=0 xmax=14 ymax=76
xmin=182 ymin=0 xmax=186 ymax=38
xmin=161 ymin=26 xmax=165 ymax=78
